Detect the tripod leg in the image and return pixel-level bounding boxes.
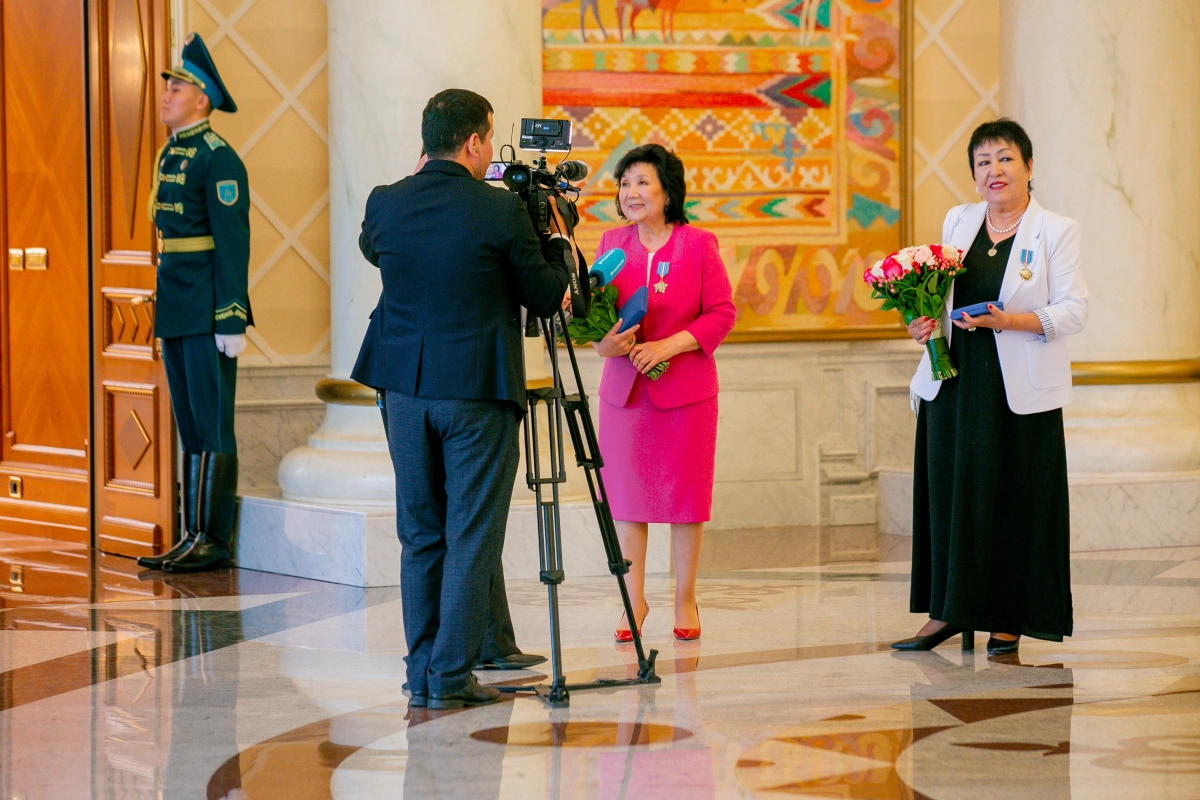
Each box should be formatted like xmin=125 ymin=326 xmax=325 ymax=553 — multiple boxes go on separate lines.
xmin=511 ymin=313 xmax=659 ymax=706
xmin=558 ymin=322 xmax=658 ymax=684
xmin=528 ymin=393 xmax=570 ymax=707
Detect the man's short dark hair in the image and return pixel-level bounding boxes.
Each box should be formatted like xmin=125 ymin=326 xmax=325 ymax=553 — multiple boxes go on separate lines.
xmin=968 ymin=117 xmax=1034 ymax=192
xmin=614 ymin=144 xmax=689 ymax=225
xmin=422 ymin=89 xmax=493 ymax=160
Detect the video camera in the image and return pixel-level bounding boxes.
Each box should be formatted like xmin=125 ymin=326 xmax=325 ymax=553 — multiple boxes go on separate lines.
xmin=488 ymin=118 xmax=589 ymax=238
xmin=488 ymin=118 xmax=592 ymax=318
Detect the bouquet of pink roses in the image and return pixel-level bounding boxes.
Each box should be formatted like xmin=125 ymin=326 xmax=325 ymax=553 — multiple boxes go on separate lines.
xmin=864 ymin=244 xmax=966 ymax=381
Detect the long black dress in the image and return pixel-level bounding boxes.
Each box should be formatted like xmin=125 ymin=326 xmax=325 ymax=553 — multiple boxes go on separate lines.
xmin=910 ymin=224 xmax=1073 ymax=641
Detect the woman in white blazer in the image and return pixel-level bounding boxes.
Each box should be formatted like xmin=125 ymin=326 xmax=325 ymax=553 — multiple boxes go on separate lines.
xmin=892 ymin=119 xmax=1088 ymax=656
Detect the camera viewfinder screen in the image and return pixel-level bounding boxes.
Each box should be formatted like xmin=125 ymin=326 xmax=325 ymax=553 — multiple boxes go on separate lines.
xmin=485 ymin=161 xmax=506 ymax=181
xmin=519 ymin=118 xmax=572 ymax=153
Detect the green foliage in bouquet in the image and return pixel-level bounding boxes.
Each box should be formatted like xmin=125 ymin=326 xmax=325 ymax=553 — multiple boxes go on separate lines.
xmin=565 ymin=285 xmax=619 ymax=344
xmin=877 ymin=270 xmax=956 ymax=324
xmin=864 ymin=244 xmax=965 ymax=382
xmin=561 ymin=286 xmax=669 ymax=380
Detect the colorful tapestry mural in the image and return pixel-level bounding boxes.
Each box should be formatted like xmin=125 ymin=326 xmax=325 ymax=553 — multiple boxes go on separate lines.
xmin=541 ymin=0 xmax=905 ymax=338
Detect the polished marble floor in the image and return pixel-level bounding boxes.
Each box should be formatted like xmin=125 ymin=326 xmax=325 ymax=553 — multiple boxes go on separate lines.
xmin=1 ymin=529 xmax=1198 ymax=799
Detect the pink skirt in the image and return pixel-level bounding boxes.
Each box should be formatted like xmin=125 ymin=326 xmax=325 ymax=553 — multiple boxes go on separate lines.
xmin=597 ymin=375 xmax=718 ymax=524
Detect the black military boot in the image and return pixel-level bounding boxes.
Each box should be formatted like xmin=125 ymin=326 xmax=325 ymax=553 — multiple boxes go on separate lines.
xmin=164 ymin=452 xmax=237 ymax=573
xmin=138 ymin=454 xmax=203 ymax=569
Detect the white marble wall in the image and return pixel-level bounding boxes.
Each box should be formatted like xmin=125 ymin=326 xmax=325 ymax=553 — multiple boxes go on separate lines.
xmin=235 ymin=366 xmax=327 ymax=492
xmin=326 ymin=0 xmax=543 ymax=379
xmin=238 ymin=340 xmax=926 ymax=586
xmin=873 ymin=1 xmax=1200 ymax=551
xmin=278 ymin=0 xmax=545 ymax=506
xmin=1001 ymin=0 xmax=1200 ymax=361
xmin=998 ymin=0 xmax=1200 ymax=545
xmin=519 ymin=339 xmax=923 ymax=531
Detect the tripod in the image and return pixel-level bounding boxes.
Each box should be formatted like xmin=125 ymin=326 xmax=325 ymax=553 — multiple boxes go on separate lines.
xmin=499 ymin=309 xmax=660 ymax=707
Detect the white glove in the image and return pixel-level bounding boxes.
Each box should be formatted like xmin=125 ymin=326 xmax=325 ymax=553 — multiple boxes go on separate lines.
xmin=214 ymin=333 xmax=247 ymax=359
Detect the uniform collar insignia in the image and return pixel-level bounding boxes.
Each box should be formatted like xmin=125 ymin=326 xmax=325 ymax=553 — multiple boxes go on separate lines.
xmin=174 ymin=118 xmax=211 ymax=141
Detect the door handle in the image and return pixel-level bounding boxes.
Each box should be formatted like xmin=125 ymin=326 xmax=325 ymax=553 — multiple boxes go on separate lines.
xmin=8 ymin=249 xmax=22 ymax=270
xmin=25 ymin=248 xmax=47 ymax=270
xmin=130 ymin=293 xmax=156 ymax=307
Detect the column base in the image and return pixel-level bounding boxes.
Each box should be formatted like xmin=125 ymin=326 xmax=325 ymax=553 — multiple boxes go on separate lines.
xmin=277 ymin=403 xmax=395 ymax=507
xmin=234 ymin=492 xmax=671 ymax=587
xmin=236 ymin=491 xmax=400 ymax=587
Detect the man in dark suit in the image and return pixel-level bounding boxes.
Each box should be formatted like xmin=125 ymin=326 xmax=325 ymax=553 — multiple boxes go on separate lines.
xmin=352 ymin=89 xmax=572 ymax=709
xmin=372 ymin=149 xmax=547 ymax=675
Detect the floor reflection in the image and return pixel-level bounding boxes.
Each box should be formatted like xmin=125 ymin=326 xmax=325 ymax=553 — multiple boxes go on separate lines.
xmin=1 ymin=531 xmax=1198 ymax=799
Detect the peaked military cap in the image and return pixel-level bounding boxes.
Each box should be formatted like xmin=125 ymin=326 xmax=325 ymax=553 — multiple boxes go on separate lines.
xmin=162 ymin=32 xmax=237 ymax=113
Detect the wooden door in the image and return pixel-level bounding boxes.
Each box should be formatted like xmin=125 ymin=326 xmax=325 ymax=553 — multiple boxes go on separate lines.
xmin=88 ymin=0 xmax=175 ymax=558
xmin=0 ymin=0 xmax=91 ymax=542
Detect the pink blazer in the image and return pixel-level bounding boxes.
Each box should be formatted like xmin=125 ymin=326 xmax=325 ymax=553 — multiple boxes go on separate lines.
xmin=596 ymin=223 xmax=736 ymax=409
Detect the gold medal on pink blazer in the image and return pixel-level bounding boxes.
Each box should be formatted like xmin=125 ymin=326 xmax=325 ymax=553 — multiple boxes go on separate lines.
xmin=654 ymin=261 xmax=670 ymax=293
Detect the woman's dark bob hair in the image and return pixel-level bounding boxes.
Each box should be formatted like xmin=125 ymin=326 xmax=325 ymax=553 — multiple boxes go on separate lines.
xmin=967 ymin=117 xmax=1034 ymax=192
xmin=614 ymin=143 xmax=689 ymax=225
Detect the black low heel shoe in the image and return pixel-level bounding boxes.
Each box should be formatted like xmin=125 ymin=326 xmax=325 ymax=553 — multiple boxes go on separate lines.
xmin=987 ymin=635 xmax=1020 ymax=655
xmin=891 ymin=626 xmax=974 ymax=652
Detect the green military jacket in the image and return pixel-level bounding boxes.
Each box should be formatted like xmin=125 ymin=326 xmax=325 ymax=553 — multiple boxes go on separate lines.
xmin=151 ymin=118 xmax=253 ymax=337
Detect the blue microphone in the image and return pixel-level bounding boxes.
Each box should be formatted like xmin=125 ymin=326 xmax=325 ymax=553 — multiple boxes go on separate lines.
xmin=589 ymin=248 xmax=626 ymax=291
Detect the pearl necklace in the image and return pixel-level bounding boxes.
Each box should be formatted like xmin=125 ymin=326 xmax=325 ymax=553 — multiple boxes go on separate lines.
xmin=985 ymin=206 xmax=1024 ymax=256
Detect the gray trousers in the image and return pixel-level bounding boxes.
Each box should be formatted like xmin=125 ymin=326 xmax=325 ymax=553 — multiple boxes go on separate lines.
xmin=385 ymin=391 xmax=520 ymax=696
xmin=378 ymin=391 xmax=520 ymax=662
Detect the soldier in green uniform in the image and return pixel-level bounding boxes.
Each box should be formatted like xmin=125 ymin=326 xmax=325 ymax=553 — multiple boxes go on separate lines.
xmin=137 ymin=33 xmax=252 ymax=574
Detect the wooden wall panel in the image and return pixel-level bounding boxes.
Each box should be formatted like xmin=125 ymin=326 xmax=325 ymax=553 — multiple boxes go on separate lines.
xmin=0 ymin=0 xmax=92 ymax=539
xmin=100 ymin=0 xmax=159 ymax=263
xmin=90 ymin=0 xmax=176 ymax=557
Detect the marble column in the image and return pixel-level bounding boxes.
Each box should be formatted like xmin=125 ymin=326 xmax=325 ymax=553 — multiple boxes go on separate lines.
xmin=276 ymin=1 xmax=544 ymax=506
xmin=1001 ymin=1 xmax=1200 ymax=546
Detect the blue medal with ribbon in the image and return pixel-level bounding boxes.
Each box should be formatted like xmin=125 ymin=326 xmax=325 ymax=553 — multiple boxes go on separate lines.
xmin=653 ymin=261 xmax=670 ymax=294
xmin=1019 ymin=248 xmax=1033 ymax=280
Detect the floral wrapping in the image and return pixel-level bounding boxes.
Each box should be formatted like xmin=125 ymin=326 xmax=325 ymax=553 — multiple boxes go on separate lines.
xmin=864 ymin=244 xmax=966 ymax=381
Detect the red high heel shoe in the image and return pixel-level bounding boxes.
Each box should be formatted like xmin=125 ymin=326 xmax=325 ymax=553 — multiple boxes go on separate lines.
xmin=614 ymin=608 xmax=649 ymax=643
xmin=673 ymin=608 xmax=701 ymax=641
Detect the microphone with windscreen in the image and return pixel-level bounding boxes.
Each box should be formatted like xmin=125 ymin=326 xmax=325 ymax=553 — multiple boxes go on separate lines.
xmin=556 ymin=160 xmax=589 ymax=183
xmin=569 ymin=247 xmax=628 ymax=319
xmin=589 ymin=248 xmax=625 ymax=291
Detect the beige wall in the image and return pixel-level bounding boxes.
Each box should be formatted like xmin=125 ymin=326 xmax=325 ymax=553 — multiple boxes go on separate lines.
xmin=184 ymin=0 xmax=331 ymax=367
xmin=177 ymin=1 xmax=1000 ymax=365
xmin=911 ymin=0 xmax=1001 ymax=245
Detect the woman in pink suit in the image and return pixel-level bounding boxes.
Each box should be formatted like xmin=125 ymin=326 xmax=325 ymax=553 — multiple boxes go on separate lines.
xmin=592 ymin=144 xmax=736 ymax=642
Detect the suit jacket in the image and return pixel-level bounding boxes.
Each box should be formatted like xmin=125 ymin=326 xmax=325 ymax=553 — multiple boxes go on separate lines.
xmin=597 ymin=223 xmax=736 ymax=409
xmin=351 ymin=160 xmax=570 ymax=408
xmin=910 ymin=197 xmax=1089 ymax=414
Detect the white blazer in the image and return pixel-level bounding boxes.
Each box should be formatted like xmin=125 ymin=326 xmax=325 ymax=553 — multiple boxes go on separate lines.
xmin=910 ymin=197 xmax=1088 ymax=415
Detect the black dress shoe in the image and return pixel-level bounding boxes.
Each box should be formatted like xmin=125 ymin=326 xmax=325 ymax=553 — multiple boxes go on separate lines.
xmin=428 ymin=675 xmax=501 ymax=710
xmin=409 ymin=693 xmax=427 ymax=708
xmin=163 ymin=533 xmax=231 ymax=573
xmin=476 ymin=652 xmax=548 ymax=670
xmin=137 ymin=531 xmax=197 ymax=569
xmin=987 ymin=635 xmax=1021 ymax=655
xmin=891 ymin=626 xmax=974 ymax=651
